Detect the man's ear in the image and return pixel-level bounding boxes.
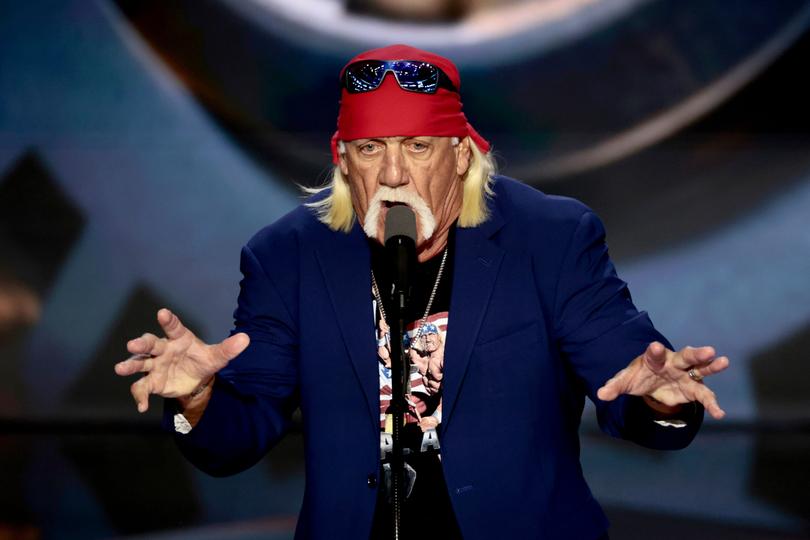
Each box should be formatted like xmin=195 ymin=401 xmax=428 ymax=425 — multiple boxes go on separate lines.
xmin=338 ymin=140 xmax=349 ymax=176
xmin=455 ymin=137 xmax=472 ymax=176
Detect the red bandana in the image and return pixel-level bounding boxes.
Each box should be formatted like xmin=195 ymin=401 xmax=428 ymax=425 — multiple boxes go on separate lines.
xmin=331 ymin=44 xmax=490 ymax=164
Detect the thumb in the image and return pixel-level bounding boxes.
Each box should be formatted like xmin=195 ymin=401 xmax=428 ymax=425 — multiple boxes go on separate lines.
xmin=213 ymin=333 xmax=250 ymax=364
xmin=597 ymin=372 xmax=626 ymax=402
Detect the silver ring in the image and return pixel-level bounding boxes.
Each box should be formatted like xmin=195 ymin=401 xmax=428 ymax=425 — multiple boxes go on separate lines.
xmin=687 ymin=368 xmax=704 ymax=382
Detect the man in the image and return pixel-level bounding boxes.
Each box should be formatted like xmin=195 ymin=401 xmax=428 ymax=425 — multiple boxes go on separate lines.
xmin=115 ymin=44 xmax=729 ymax=539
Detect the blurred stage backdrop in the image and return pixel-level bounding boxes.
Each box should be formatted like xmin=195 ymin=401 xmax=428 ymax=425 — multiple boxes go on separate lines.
xmin=1 ymin=0 xmax=810 ymax=538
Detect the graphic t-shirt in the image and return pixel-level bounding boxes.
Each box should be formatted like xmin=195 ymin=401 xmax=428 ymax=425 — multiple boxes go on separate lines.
xmin=368 ymin=227 xmax=462 ymax=539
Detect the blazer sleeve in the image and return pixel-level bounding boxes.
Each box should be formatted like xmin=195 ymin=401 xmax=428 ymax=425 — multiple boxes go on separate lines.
xmin=163 ymin=243 xmax=300 ymax=476
xmin=553 ymin=210 xmax=703 ymax=450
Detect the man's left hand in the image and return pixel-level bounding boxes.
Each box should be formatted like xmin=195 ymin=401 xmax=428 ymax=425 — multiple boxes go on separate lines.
xmin=596 ymin=342 xmax=729 ymax=419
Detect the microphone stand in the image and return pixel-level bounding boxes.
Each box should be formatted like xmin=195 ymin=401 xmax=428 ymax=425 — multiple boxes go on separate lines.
xmin=387 ymin=235 xmax=413 ymax=540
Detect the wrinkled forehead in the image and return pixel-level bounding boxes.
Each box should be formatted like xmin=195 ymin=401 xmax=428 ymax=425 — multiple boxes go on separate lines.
xmin=340 ymin=43 xmax=461 ymax=91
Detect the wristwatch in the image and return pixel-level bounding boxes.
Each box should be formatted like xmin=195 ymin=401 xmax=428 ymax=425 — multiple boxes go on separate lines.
xmin=173 ymin=413 xmax=193 ymax=434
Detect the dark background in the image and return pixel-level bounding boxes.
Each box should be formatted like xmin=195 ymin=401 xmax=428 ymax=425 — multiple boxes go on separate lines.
xmin=1 ymin=0 xmax=809 ymax=538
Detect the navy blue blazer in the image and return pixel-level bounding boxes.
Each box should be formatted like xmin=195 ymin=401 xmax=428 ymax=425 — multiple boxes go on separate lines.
xmin=167 ymin=176 xmax=703 ymax=539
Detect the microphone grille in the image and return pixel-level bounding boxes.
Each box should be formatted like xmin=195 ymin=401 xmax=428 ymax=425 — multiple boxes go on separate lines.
xmin=384 ymin=205 xmax=417 ymax=243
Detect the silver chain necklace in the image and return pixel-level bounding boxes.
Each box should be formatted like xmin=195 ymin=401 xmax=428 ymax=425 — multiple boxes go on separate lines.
xmin=372 ymin=247 xmax=448 ymax=347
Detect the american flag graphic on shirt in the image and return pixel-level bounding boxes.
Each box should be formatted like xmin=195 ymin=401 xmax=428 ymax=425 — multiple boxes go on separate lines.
xmin=375 ymin=301 xmax=448 ymax=433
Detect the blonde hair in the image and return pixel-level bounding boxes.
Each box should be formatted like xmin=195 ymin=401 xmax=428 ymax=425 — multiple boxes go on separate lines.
xmin=305 ymin=136 xmax=496 ymax=233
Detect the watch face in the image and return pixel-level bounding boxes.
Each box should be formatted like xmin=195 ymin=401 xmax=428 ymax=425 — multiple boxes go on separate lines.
xmin=173 ymin=413 xmax=193 ymax=434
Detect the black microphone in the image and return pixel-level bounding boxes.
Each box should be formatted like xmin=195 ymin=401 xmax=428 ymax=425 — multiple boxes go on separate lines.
xmin=384 ymin=205 xmax=417 ymax=300
xmin=382 ymin=204 xmax=416 ymax=537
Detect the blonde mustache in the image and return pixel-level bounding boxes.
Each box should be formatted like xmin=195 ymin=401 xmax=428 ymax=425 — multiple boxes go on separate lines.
xmin=363 ymin=187 xmax=436 ymax=242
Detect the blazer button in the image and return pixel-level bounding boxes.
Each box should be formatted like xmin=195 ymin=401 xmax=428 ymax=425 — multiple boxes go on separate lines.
xmin=367 ymin=474 xmax=377 ymax=488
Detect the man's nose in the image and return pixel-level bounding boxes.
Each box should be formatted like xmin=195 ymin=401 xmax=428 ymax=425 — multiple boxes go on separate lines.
xmin=380 ymin=147 xmax=407 ymax=187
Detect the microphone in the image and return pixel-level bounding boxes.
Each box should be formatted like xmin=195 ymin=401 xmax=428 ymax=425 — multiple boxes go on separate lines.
xmin=382 ymin=204 xmax=416 ymax=537
xmin=384 ymin=205 xmax=417 ymax=299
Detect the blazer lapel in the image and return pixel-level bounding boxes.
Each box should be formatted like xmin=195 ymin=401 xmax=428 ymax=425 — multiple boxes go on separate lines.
xmin=441 ymin=205 xmax=506 ymax=432
xmin=314 ymin=222 xmax=380 ymax=433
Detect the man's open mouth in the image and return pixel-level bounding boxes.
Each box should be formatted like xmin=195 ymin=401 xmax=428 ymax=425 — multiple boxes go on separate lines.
xmin=383 ymin=201 xmax=408 ymax=209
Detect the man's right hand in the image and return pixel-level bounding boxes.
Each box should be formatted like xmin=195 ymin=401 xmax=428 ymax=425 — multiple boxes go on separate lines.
xmin=114 ymin=308 xmax=250 ymax=414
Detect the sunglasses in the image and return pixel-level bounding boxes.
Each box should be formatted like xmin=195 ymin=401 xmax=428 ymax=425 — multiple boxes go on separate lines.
xmin=343 ymin=60 xmax=458 ymax=94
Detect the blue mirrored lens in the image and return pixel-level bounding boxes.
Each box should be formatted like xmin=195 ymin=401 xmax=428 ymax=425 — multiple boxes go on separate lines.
xmin=390 ymin=61 xmax=439 ymax=92
xmin=345 ymin=61 xmax=387 ymax=92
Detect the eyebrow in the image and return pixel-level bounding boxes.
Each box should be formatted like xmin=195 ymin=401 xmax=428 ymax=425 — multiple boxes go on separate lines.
xmin=353 ymin=137 xmax=430 ymax=144
xmin=352 ymin=139 xmax=383 ymax=145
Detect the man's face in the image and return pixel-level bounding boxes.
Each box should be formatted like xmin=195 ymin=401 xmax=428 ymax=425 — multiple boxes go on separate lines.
xmin=422 ymin=332 xmax=441 ymax=352
xmin=339 ymin=136 xmax=471 ymax=250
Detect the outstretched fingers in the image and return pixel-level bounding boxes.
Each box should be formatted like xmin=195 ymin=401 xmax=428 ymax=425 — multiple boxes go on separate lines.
xmin=158 ymin=308 xmax=188 ymax=340
xmin=596 ymin=341 xmax=729 ymax=418
xmin=130 ymin=375 xmax=154 ymax=413
xmin=675 ymin=345 xmax=716 ymax=370
xmin=116 ymin=333 xmax=165 ymax=376
xmin=598 ymin=342 xmax=672 ymax=401
xmin=642 ymin=341 xmax=668 ymax=372
xmin=692 ymin=383 xmax=726 ymax=419
xmin=126 ymin=333 xmax=166 ymax=357
xmin=692 ymin=355 xmax=730 ymax=379
xmin=115 ymin=354 xmax=154 ymax=376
